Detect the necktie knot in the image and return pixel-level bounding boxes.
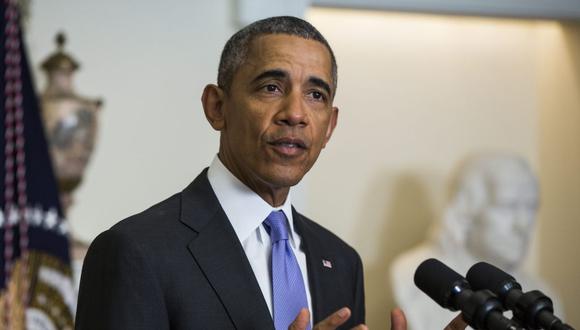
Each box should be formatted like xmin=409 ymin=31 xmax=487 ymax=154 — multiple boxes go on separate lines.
xmin=264 ymin=210 xmax=289 ymax=243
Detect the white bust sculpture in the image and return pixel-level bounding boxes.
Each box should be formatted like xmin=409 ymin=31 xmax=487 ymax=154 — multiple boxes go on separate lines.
xmin=390 ymin=154 xmax=562 ymax=330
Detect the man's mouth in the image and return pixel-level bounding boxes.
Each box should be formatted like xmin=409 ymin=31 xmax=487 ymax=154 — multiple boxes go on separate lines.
xmin=268 ymin=137 xmax=307 ymax=156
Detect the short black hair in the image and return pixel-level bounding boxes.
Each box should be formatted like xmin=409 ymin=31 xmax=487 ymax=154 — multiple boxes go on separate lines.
xmin=217 ymin=16 xmax=337 ymax=96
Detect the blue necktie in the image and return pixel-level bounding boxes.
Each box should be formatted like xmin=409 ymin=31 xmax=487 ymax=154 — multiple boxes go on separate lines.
xmin=264 ymin=211 xmax=311 ymax=330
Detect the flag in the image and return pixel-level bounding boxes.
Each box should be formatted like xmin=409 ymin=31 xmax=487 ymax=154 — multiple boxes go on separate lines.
xmin=1 ymin=1 xmax=75 ymax=329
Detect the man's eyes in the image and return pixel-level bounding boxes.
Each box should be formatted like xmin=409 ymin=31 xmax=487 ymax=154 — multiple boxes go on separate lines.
xmin=258 ymin=84 xmax=328 ymax=102
xmin=264 ymin=84 xmax=280 ymax=92
xmin=308 ymin=90 xmax=327 ymax=102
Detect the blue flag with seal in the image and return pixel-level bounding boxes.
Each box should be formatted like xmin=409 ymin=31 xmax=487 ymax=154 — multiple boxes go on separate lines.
xmin=1 ymin=1 xmax=75 ymax=329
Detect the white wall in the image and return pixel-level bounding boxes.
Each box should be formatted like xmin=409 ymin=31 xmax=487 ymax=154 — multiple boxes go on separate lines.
xmin=27 ymin=0 xmax=236 ymax=241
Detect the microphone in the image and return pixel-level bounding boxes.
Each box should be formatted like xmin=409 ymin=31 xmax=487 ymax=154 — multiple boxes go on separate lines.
xmin=467 ymin=262 xmax=574 ymax=330
xmin=414 ymin=258 xmax=523 ymax=330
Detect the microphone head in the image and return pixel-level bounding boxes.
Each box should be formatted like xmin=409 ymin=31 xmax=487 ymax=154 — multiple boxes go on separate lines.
xmin=414 ymin=258 xmax=470 ymax=310
xmin=466 ymin=262 xmax=521 ymax=299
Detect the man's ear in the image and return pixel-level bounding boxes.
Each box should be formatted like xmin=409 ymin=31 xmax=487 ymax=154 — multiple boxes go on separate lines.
xmin=201 ymin=84 xmax=226 ymax=131
xmin=322 ymin=106 xmax=339 ymax=147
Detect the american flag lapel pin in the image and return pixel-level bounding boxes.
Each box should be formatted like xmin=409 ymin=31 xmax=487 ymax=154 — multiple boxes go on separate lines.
xmin=322 ymin=259 xmax=332 ymax=269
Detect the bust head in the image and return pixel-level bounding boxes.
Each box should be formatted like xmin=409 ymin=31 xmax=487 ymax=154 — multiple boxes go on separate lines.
xmin=440 ymin=154 xmax=539 ymax=270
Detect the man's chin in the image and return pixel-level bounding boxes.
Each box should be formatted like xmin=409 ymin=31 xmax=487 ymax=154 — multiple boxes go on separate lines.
xmin=263 ymin=171 xmax=306 ymax=189
xmin=270 ymin=175 xmax=304 ymax=189
xmin=260 ymin=164 xmax=309 ymax=185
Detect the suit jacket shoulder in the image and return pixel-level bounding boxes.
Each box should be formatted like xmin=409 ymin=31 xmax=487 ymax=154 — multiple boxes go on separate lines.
xmin=76 ymin=169 xmax=273 ymax=330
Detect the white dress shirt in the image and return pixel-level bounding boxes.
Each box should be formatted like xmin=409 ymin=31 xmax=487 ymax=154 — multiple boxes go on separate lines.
xmin=207 ymin=156 xmax=313 ymax=324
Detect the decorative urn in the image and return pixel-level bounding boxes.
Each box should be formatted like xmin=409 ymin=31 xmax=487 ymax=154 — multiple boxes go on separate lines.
xmin=40 ymin=32 xmax=102 ymax=213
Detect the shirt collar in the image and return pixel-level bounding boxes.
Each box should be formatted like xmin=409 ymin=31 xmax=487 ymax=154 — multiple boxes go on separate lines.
xmin=207 ymin=155 xmax=295 ymax=243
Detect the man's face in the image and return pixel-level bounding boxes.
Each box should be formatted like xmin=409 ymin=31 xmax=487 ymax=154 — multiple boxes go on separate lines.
xmin=213 ymin=34 xmax=338 ymax=202
xmin=466 ymin=172 xmax=539 ymax=269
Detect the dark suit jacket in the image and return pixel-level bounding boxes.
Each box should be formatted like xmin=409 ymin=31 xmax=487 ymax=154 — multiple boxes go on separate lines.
xmin=75 ymin=169 xmax=365 ymax=329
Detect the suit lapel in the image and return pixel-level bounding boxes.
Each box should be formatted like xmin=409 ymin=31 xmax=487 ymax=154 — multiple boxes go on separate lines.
xmin=180 ymin=170 xmax=274 ymax=329
xmin=293 ymin=208 xmax=328 ymax=324
xmin=294 ymin=208 xmax=363 ymax=326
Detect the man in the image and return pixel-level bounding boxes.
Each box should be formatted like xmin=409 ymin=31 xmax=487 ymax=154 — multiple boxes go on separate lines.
xmin=76 ymin=16 xmax=464 ymax=330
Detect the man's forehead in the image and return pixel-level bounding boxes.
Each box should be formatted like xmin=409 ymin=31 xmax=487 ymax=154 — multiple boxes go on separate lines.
xmin=248 ymin=34 xmax=329 ymax=55
xmin=243 ymin=34 xmax=333 ymax=80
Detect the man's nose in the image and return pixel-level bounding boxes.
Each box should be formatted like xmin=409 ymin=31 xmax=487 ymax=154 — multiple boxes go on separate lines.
xmin=275 ymin=92 xmax=308 ymax=127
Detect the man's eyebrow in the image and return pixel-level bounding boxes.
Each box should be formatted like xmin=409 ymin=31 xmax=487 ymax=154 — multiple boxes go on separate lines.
xmin=308 ymin=76 xmax=332 ymax=96
xmin=252 ymin=69 xmax=288 ymax=83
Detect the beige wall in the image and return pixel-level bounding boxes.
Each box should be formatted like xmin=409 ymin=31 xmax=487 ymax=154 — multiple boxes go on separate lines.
xmin=27 ymin=2 xmax=580 ymax=328
xmin=536 ymin=23 xmax=580 ymax=326
xmin=306 ymin=8 xmax=579 ymax=328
